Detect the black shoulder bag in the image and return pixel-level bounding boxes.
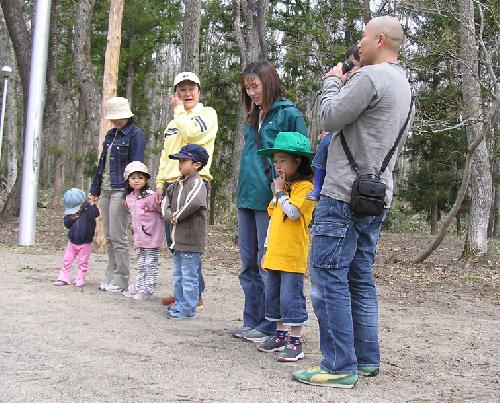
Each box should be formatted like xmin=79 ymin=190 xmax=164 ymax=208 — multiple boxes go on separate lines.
xmin=340 ymin=97 xmax=414 ymax=216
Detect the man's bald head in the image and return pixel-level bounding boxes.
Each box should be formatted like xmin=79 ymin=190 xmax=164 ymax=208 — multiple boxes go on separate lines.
xmin=368 ymin=16 xmax=404 ymax=53
xmin=358 ymin=16 xmax=404 ymax=65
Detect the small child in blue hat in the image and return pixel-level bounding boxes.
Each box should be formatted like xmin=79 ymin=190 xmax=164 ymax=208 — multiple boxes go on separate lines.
xmin=162 ymin=144 xmax=209 ymax=319
xmin=53 ymin=188 xmax=100 ymax=288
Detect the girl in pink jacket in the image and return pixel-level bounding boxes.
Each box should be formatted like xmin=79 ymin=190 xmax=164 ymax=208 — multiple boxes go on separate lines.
xmin=122 ymin=161 xmax=165 ymax=300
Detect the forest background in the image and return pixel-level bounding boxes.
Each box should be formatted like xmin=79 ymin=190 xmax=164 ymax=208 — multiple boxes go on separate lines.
xmin=0 ymin=0 xmax=498 ymax=261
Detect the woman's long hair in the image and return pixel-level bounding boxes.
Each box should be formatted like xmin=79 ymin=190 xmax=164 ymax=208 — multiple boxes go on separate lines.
xmin=240 ymin=61 xmax=285 ymax=127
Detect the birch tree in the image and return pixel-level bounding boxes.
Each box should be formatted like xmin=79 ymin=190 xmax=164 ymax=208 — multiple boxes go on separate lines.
xmin=231 ymin=0 xmax=270 ymax=193
xmin=181 ymin=0 xmax=202 ymax=73
xmin=459 ymin=0 xmax=493 ymax=259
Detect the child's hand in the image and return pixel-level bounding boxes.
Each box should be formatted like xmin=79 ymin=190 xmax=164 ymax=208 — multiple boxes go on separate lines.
xmin=273 ymin=174 xmax=285 ymax=193
xmin=170 ymin=217 xmax=177 ymax=225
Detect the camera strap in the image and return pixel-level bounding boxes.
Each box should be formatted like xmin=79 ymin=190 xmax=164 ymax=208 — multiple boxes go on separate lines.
xmin=340 ymin=97 xmax=414 ymax=177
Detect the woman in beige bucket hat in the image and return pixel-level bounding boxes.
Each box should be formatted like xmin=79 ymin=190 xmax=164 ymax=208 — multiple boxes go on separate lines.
xmin=89 ymin=97 xmax=146 ymax=293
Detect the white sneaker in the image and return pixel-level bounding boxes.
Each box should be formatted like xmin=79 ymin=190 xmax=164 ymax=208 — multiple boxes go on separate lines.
xmin=106 ymin=284 xmax=125 ymax=293
xmin=98 ymin=282 xmax=109 ymax=291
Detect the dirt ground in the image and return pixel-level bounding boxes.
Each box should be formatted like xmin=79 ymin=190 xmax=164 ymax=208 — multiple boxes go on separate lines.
xmin=0 ymin=206 xmax=498 ymax=402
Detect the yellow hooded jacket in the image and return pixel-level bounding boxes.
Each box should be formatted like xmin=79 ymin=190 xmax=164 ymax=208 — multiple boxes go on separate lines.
xmin=262 ymin=180 xmax=315 ymax=274
xmin=156 ymin=103 xmax=218 ymax=188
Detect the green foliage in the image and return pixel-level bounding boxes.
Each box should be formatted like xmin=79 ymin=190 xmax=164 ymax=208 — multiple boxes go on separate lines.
xmin=83 ymin=149 xmax=98 ymax=179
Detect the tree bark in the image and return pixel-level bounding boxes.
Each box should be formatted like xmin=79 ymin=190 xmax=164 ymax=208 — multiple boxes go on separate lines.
xmin=459 ymin=0 xmax=492 ymax=260
xmin=94 ymin=0 xmax=125 ymax=253
xmin=231 ymin=0 xmax=270 ymax=197
xmin=0 ymin=0 xmax=30 ymax=217
xmin=430 ymin=197 xmax=438 ymax=235
xmin=414 ymin=129 xmax=488 ymax=263
xmin=181 ymin=0 xmax=202 ymax=73
xmin=362 ymin=0 xmax=371 ymax=25
xmin=73 ymin=0 xmax=100 ymax=142
xmin=0 ymin=0 xmax=30 ymax=107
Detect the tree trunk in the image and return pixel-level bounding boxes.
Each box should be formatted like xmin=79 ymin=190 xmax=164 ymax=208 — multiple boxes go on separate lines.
xmin=362 ymin=0 xmax=371 ymax=25
xmin=94 ymin=0 xmax=125 ymax=253
xmin=0 ymin=0 xmax=30 ymax=217
xmin=74 ymin=92 xmax=86 ymax=189
xmin=181 ymin=0 xmax=202 ymax=73
xmin=459 ymin=0 xmax=492 ymax=260
xmin=0 ymin=7 xmax=19 ymax=197
xmin=0 ymin=0 xmax=30 ymax=108
xmin=231 ymin=0 xmax=270 ymax=197
xmin=125 ymin=57 xmax=134 ymax=106
xmin=430 ymin=197 xmax=438 ymax=235
xmin=73 ymin=0 xmax=100 ymax=141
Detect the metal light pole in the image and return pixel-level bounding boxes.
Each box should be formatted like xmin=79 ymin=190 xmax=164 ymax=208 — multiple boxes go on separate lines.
xmin=0 ymin=65 xmax=12 ymax=162
xmin=18 ymin=0 xmax=52 ymax=246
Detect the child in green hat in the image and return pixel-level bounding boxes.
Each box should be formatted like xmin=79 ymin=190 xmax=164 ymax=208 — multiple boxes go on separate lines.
xmin=256 ymin=131 xmax=315 ymax=362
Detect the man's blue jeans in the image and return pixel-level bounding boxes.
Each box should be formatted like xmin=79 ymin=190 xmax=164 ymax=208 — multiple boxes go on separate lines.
xmin=237 ymin=208 xmax=275 ymax=335
xmin=172 ymin=250 xmax=201 ymax=316
xmin=309 ymin=196 xmax=386 ymax=374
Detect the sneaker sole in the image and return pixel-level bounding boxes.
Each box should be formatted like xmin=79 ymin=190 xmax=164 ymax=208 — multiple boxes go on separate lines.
xmin=257 ymin=345 xmax=286 ymax=353
xmin=244 ymin=336 xmax=269 ymax=343
xmin=277 ymin=352 xmax=304 ymax=362
xmin=293 ymin=376 xmax=356 ymax=389
xmin=358 ymin=368 xmax=379 ymax=377
xmin=165 ymin=315 xmax=195 ymax=320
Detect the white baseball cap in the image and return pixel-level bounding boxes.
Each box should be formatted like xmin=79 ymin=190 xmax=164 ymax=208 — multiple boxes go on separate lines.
xmin=173 ymin=72 xmax=200 ymax=88
xmin=104 ymin=97 xmax=134 ymax=120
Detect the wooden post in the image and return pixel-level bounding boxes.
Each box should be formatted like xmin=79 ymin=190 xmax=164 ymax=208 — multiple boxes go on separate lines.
xmin=94 ymin=0 xmax=125 ymax=253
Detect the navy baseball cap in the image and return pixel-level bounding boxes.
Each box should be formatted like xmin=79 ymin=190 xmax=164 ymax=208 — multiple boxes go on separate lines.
xmin=169 ymin=144 xmax=209 ymax=166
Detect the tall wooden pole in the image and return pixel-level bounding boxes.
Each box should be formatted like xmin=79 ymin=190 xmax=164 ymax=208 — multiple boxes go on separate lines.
xmin=94 ymin=0 xmax=125 ymax=252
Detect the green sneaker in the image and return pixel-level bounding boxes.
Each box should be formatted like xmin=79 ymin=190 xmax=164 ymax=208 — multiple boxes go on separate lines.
xmin=292 ymin=366 xmax=358 ymax=389
xmin=358 ymin=366 xmax=379 ymax=377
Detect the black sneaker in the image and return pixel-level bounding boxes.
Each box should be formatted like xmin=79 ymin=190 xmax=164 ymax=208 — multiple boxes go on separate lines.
xmin=277 ymin=342 xmax=304 ymax=362
xmin=257 ymin=336 xmax=287 ymax=353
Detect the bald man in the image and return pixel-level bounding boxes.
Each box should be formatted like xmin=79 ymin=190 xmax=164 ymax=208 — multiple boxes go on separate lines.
xmin=293 ymin=16 xmax=414 ymax=388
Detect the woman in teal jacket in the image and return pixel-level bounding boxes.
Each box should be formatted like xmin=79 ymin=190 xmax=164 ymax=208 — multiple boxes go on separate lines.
xmin=233 ymin=61 xmax=308 ymax=343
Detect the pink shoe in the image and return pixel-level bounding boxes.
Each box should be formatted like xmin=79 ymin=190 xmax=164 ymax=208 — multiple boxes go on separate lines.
xmin=53 ymin=280 xmax=69 ymax=286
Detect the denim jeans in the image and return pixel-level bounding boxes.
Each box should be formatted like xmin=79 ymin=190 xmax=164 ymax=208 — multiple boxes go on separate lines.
xmin=265 ymin=270 xmax=307 ymax=326
xmin=172 ymin=250 xmax=201 ymax=316
xmin=164 ymin=181 xmax=207 ymax=298
xmin=309 ymin=196 xmax=386 ymax=374
xmin=237 ymin=208 xmax=275 ymax=335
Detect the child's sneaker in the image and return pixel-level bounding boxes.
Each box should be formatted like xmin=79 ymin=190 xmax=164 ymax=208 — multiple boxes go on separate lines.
xmin=98 ymin=282 xmax=109 ymax=291
xmin=163 ymin=308 xmax=195 ymax=320
xmin=257 ymin=336 xmax=287 ymax=353
xmin=53 ymin=280 xmax=68 ymax=286
xmin=73 ymin=280 xmax=85 ymax=288
xmin=277 ymin=342 xmax=304 ymax=362
xmin=161 ymin=295 xmax=204 ymax=308
xmin=122 ymin=285 xmax=137 ymax=298
xmin=133 ymin=291 xmax=153 ymax=301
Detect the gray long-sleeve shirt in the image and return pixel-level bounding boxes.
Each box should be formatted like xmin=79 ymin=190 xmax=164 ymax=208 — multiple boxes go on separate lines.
xmin=320 ymin=62 xmax=414 ymax=207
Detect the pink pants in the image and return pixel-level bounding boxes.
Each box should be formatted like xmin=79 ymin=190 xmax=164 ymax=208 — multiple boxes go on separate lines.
xmin=57 ymin=241 xmax=91 ymax=286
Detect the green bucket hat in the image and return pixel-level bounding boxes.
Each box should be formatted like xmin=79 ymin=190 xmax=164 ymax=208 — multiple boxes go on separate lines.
xmin=257 ymin=131 xmax=315 ymax=160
